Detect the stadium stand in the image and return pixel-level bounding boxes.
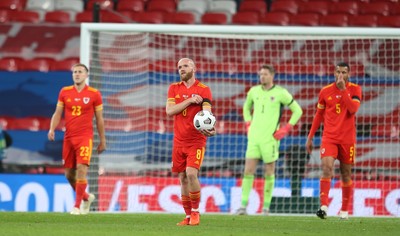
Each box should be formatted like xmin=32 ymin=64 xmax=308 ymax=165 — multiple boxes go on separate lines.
xmin=44 ymin=11 xmax=71 ymax=23
xmin=297 ymin=1 xmax=329 ymax=16
xmin=270 ymin=0 xmax=298 ymax=15
xmin=201 ymin=12 xmax=228 ymax=25
xmin=0 ymin=0 xmax=25 ymax=11
xmin=116 ymin=0 xmax=145 ymax=12
xmin=260 ymin=12 xmax=290 ymax=26
xmin=319 ymin=13 xmax=348 ymax=27
xmin=231 ymin=11 xmax=259 ymax=25
xmin=147 ymin=0 xmax=177 ymax=14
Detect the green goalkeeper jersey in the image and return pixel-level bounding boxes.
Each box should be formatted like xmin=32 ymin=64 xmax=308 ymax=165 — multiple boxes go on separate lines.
xmin=243 ymin=84 xmax=302 ymax=141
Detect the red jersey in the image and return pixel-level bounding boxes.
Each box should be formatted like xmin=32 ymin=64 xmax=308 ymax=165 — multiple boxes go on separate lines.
xmin=57 ymin=85 xmax=103 ymax=139
xmin=167 ymin=80 xmax=212 ymax=147
xmin=317 ymin=82 xmax=362 ymax=144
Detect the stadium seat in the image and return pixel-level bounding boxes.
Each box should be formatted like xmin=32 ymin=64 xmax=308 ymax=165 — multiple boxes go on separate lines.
xmin=86 ymin=0 xmax=114 ymax=10
xmin=75 ymin=11 xmax=93 ymax=22
xmin=298 ymin=1 xmax=329 ymax=16
xmin=377 ymin=16 xmax=400 ymax=28
xmin=201 ymin=12 xmax=227 ymax=25
xmin=208 ymin=1 xmax=236 ymax=17
xmin=44 ymin=11 xmax=71 ymax=23
xmin=328 ymin=1 xmax=358 ymax=15
xmin=389 ymin=3 xmax=400 ymax=15
xmin=9 ymin=10 xmax=40 ymax=23
xmin=101 ymin=11 xmax=132 ymax=23
xmin=25 ymin=0 xmax=54 ymax=12
xmin=0 ymin=9 xmax=10 ymax=23
xmin=55 ymin=0 xmax=84 ymax=12
xmin=0 ymin=58 xmax=19 ymax=71
xmin=348 ymin=15 xmax=378 ymax=27
xmin=270 ymin=0 xmax=298 ymax=15
xmin=358 ymin=2 xmax=390 ymax=16
xmin=116 ymin=0 xmax=144 ymax=12
xmin=132 ymin=11 xmax=164 ymax=24
xmin=166 ymin=12 xmax=195 ymax=24
xmin=319 ymin=14 xmax=348 ymax=27
xmin=51 ymin=58 xmax=79 ymax=71
xmin=0 ymin=0 xmax=24 ymax=11
xmin=147 ymin=0 xmax=176 ymax=13
xmin=239 ymin=0 xmax=267 ymax=16
xmin=289 ymin=13 xmax=320 ymax=26
xmin=260 ymin=12 xmax=290 ymax=26
xmin=19 ymin=58 xmax=53 ymax=72
xmin=231 ymin=12 xmax=259 ymax=25
xmin=177 ymin=0 xmax=207 ymax=23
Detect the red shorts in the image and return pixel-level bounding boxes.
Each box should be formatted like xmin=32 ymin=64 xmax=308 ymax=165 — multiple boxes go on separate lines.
xmin=320 ymin=141 xmax=356 ymax=164
xmin=171 ymin=145 xmax=205 ymax=173
xmin=62 ymin=137 xmax=93 ymax=168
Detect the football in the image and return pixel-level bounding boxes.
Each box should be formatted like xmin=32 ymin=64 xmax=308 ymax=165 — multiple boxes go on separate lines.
xmin=193 ymin=110 xmax=216 ymax=130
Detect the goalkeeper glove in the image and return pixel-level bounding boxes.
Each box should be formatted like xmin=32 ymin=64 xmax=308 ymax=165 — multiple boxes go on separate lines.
xmin=245 ymin=121 xmax=251 ymax=133
xmin=273 ymin=124 xmax=293 ymax=140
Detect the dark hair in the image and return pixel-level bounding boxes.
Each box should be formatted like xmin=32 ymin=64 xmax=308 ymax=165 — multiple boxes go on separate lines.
xmin=72 ymin=63 xmax=89 ymax=72
xmin=260 ymin=64 xmax=275 ymax=74
xmin=336 ymin=62 xmax=350 ymax=71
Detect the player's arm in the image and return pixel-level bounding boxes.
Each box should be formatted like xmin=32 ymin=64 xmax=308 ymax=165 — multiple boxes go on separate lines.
xmin=273 ymin=99 xmax=303 ymax=140
xmin=48 ymin=105 xmax=63 ymax=141
xmin=165 ymin=95 xmax=203 ymax=117
xmin=95 ymin=108 xmax=106 ymax=154
xmin=306 ymin=106 xmax=324 ymax=154
xmin=199 ymin=98 xmax=216 ymax=137
xmin=242 ymin=90 xmax=253 ymax=131
xmin=340 ymin=86 xmax=361 ymax=114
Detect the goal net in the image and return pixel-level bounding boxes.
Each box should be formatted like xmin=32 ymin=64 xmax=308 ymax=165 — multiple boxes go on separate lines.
xmin=81 ymin=24 xmax=400 ymax=216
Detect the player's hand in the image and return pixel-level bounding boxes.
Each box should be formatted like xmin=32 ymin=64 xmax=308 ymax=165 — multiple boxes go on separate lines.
xmin=245 ymin=121 xmax=251 ymax=133
xmin=190 ymin=95 xmax=203 ymax=104
xmin=305 ymin=138 xmax=313 ymax=154
xmin=199 ymin=127 xmax=216 ymax=137
xmin=336 ymin=74 xmax=346 ymax=90
xmin=273 ymin=124 xmax=293 ymax=140
xmin=48 ymin=130 xmax=55 ymax=141
xmin=97 ymin=142 xmax=106 ymax=154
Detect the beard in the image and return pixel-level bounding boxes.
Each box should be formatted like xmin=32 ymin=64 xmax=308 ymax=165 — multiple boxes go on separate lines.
xmin=180 ymin=70 xmax=193 ymax=82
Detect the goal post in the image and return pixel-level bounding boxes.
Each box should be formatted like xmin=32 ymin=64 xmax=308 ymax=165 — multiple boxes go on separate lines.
xmin=80 ymin=23 xmax=400 ymax=216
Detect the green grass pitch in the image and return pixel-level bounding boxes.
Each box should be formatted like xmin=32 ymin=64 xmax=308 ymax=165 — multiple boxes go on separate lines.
xmin=1 ymin=212 xmax=399 ymax=236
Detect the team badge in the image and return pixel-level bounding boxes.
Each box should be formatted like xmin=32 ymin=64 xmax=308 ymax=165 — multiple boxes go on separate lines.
xmin=83 ymin=97 xmax=90 ymax=104
xmin=321 ymin=148 xmax=325 ymax=154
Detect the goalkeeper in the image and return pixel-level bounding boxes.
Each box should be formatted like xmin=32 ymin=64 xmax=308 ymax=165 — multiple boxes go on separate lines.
xmin=236 ymin=64 xmax=303 ymax=215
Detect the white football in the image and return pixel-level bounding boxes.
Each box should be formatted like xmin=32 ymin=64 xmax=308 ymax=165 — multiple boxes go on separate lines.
xmin=193 ymin=110 xmax=216 ymax=130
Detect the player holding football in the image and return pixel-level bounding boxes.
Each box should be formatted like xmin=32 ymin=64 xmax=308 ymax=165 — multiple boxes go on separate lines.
xmin=236 ymin=64 xmax=303 ymax=215
xmin=306 ymin=62 xmax=362 ymax=220
xmin=166 ymin=58 xmax=216 ymax=226
xmin=48 ymin=63 xmax=106 ymax=215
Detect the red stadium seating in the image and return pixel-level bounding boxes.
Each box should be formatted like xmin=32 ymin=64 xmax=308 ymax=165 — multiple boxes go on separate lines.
xmin=0 ymin=0 xmax=24 ymax=11
xmin=75 ymin=11 xmax=93 ymax=22
xmin=166 ymin=12 xmax=195 ymax=24
xmin=147 ymin=0 xmax=176 ymax=13
xmin=116 ymin=0 xmax=144 ymax=12
xmin=239 ymin=0 xmax=267 ymax=16
xmin=348 ymin=15 xmax=378 ymax=27
xmin=44 ymin=11 xmax=71 ymax=23
xmin=0 ymin=58 xmax=20 ymax=71
xmin=131 ymin=11 xmax=164 ymax=24
xmin=319 ymin=14 xmax=348 ymax=27
xmin=86 ymin=0 xmax=114 ymax=10
xmin=270 ymin=0 xmax=298 ymax=15
xmin=329 ymin=1 xmax=358 ymax=15
xmin=0 ymin=9 xmax=10 ymax=23
xmin=201 ymin=12 xmax=227 ymax=25
xmin=298 ymin=1 xmax=329 ymax=16
xmin=358 ymin=2 xmax=390 ymax=16
xmin=19 ymin=58 xmax=53 ymax=72
xmin=51 ymin=58 xmax=79 ymax=71
xmin=232 ymin=12 xmax=259 ymax=25
xmin=377 ymin=16 xmax=400 ymax=28
xmin=101 ymin=11 xmax=132 ymax=23
xmin=289 ymin=13 xmax=320 ymax=26
xmin=9 ymin=10 xmax=40 ymax=23
xmin=260 ymin=12 xmax=290 ymax=26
